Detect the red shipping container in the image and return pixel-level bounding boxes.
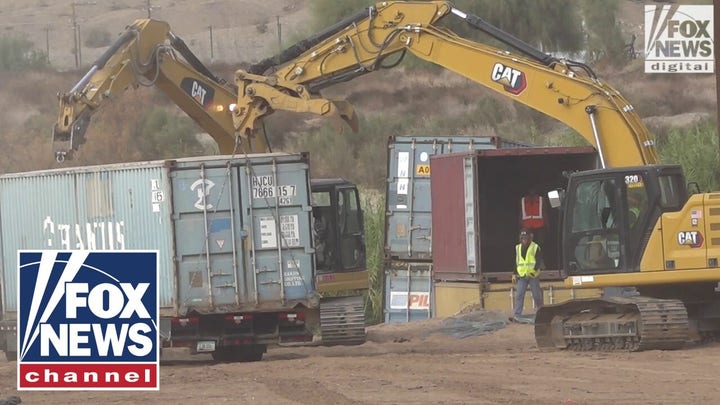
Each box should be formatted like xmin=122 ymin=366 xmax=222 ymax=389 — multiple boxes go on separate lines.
xmin=430 ymin=146 xmax=598 ymax=282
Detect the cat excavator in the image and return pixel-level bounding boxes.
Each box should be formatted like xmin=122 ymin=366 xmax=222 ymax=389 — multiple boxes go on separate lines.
xmin=53 ymin=1 xmax=720 ymax=352
xmin=51 ymin=19 xmax=367 ymax=347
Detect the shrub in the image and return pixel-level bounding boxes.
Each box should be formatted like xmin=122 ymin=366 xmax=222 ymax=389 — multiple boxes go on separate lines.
xmin=134 ymin=108 xmax=208 ymax=160
xmin=84 ymin=27 xmax=113 ymax=49
xmin=255 ymin=20 xmax=269 ymax=34
xmin=0 ymin=34 xmax=47 ymax=70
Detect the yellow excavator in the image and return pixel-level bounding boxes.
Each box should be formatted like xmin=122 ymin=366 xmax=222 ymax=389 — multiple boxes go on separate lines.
xmin=53 ymin=1 xmax=720 ymax=351
xmin=52 ymin=19 xmax=367 ymax=347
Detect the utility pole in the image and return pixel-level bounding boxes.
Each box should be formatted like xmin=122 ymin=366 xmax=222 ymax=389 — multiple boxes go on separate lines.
xmin=45 ymin=26 xmax=50 ymax=65
xmin=70 ymin=1 xmax=96 ymax=69
xmin=276 ymin=15 xmax=282 ymax=52
xmin=77 ymin=23 xmax=83 ymax=67
xmin=209 ymin=25 xmax=214 ymax=61
xmin=71 ymin=3 xmax=79 ymax=68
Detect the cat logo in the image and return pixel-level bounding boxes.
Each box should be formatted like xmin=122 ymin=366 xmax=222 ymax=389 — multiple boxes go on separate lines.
xmin=491 ymin=63 xmax=527 ymax=95
xmin=191 ymin=81 xmax=207 ymax=105
xmin=677 ymin=231 xmax=703 ymax=248
xmin=180 ymin=78 xmax=215 ymax=108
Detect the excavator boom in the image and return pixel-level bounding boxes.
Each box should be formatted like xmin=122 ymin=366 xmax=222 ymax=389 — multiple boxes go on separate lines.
xmin=238 ymin=1 xmax=659 ymax=167
xmin=52 ymin=19 xmax=271 ymax=161
xmin=54 ymin=2 xmax=658 ymax=169
xmin=52 ymin=18 xmax=363 ymax=162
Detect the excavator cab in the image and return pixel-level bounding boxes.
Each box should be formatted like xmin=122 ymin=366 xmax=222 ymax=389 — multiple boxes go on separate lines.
xmin=310 ymin=179 xmax=368 ymax=293
xmin=560 ymin=164 xmax=688 ymax=276
xmin=310 ymin=179 xmax=368 ymax=346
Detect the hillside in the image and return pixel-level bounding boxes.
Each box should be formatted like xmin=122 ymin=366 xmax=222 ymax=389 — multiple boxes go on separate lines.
xmin=0 ymin=0 xmax=716 ymax=188
xmin=0 ymin=0 xmax=309 ymax=70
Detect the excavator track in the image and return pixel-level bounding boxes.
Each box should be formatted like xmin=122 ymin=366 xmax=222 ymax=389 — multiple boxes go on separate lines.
xmin=319 ymin=296 xmax=366 ymax=346
xmin=535 ymin=296 xmax=689 ymax=352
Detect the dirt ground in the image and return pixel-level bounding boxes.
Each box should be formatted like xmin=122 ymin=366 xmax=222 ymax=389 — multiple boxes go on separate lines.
xmin=2 ymin=311 xmax=720 ymax=405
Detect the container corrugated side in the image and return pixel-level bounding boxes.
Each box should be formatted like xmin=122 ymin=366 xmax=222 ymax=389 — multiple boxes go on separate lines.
xmin=384 ymin=136 xmax=529 ymax=261
xmin=170 ymin=152 xmax=316 ymax=313
xmin=0 ymin=152 xmax=317 ymax=319
xmin=384 ymin=262 xmax=432 ymax=323
xmin=0 ymin=161 xmax=176 ymax=318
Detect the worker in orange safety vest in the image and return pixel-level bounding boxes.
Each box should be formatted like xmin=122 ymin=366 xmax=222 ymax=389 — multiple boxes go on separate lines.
xmin=519 ymin=188 xmax=549 ymax=246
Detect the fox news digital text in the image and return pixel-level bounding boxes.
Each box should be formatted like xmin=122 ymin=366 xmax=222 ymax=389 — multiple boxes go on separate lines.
xmin=645 ymin=5 xmax=714 ymax=73
xmin=17 ymin=251 xmax=159 ymax=390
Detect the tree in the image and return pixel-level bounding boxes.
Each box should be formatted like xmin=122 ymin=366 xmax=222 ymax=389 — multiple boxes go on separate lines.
xmin=450 ymin=0 xmax=584 ymax=53
xmin=307 ymin=0 xmax=586 ymax=68
xmin=580 ymin=0 xmax=626 ymax=65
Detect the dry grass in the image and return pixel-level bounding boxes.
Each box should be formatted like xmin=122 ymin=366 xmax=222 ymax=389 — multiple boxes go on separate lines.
xmin=0 ymin=0 xmax=309 ymax=70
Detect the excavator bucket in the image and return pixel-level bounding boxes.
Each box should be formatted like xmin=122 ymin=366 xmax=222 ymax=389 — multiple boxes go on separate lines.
xmin=329 ymin=99 xmax=359 ymax=133
xmin=52 ymin=112 xmax=90 ymax=162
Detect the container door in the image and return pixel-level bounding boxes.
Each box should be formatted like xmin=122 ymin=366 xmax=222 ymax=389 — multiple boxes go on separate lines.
xmin=385 ymin=136 xmax=510 ymax=261
xmin=430 ymin=152 xmax=480 ymax=281
xmin=384 ymin=262 xmax=433 ymax=323
xmin=239 ymin=161 xmax=315 ymax=307
xmin=172 ymin=164 xmax=244 ymax=312
xmin=385 ymin=142 xmax=435 ymax=260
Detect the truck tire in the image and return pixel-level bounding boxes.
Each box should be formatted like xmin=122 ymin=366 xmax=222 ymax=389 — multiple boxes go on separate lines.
xmin=4 ymin=351 xmax=16 ymax=362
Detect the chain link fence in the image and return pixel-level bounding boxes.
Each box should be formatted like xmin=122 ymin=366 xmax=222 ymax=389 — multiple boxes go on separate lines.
xmin=0 ymin=0 xmax=307 ymax=71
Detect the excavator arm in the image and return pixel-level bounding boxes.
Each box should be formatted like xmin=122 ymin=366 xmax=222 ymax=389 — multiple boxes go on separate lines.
xmin=54 ymin=1 xmax=657 ymax=169
xmin=237 ymin=0 xmax=659 ymax=167
xmin=52 ymin=19 xmax=358 ymax=161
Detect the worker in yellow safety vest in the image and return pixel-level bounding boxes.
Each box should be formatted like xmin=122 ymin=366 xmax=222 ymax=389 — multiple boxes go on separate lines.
xmin=511 ymin=229 xmax=544 ymax=321
xmin=520 ymin=188 xmax=549 ymax=246
xmin=628 ymin=191 xmax=643 ymax=229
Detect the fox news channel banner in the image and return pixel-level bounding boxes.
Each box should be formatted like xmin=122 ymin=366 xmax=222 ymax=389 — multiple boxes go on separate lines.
xmin=17 ymin=251 xmax=159 ymax=390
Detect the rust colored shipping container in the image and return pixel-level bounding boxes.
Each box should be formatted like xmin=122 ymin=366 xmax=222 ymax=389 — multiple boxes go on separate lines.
xmin=430 ymin=146 xmax=598 ymax=282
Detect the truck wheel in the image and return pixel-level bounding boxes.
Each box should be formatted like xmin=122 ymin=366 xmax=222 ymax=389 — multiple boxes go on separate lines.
xmin=211 ymin=348 xmax=232 ymax=362
xmin=238 ymin=346 xmax=264 ymax=362
xmin=5 ymin=351 xmax=16 ymax=362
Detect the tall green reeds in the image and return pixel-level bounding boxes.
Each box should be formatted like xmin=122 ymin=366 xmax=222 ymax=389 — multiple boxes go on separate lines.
xmin=658 ymin=119 xmax=719 ymax=193
xmin=361 ymin=192 xmax=385 ymax=325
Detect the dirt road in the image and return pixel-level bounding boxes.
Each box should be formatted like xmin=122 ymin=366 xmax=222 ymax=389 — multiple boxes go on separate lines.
xmin=2 ymin=312 xmax=719 ymax=404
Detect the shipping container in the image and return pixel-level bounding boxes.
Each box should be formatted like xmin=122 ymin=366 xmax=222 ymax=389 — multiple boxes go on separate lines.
xmin=433 ymin=281 xmax=603 ymax=318
xmin=0 ymin=153 xmax=322 ymax=361
xmin=384 ymin=262 xmax=433 ymax=323
xmin=0 ymin=153 xmax=315 ymax=317
xmin=384 ymin=136 xmax=529 ymax=261
xmin=430 ymin=146 xmax=599 ymax=282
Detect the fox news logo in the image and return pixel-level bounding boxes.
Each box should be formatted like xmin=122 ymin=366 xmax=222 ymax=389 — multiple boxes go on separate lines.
xmin=644 ymin=5 xmax=714 ymax=73
xmin=17 ymin=251 xmax=159 ymax=390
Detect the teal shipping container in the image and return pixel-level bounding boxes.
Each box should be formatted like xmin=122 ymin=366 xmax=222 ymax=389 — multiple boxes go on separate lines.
xmin=384 ymin=135 xmax=528 ymax=261
xmin=384 ymin=262 xmax=433 ymax=323
xmin=0 ymin=153 xmax=316 ymax=319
